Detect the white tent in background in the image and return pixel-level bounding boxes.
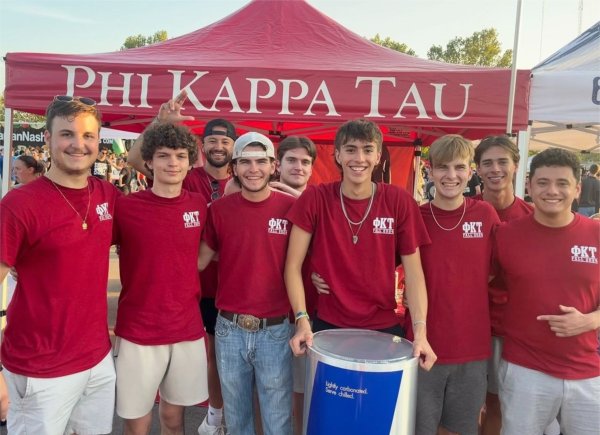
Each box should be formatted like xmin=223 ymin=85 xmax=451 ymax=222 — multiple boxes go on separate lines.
xmin=529 ymin=21 xmax=600 ymax=153
xmin=100 ymin=127 xmax=139 ymax=140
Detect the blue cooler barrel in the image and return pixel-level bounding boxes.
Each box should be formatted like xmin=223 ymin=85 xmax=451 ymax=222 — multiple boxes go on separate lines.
xmin=304 ymin=329 xmax=418 ymax=435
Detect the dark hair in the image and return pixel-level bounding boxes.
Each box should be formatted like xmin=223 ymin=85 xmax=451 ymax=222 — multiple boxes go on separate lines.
xmin=589 ymin=164 xmax=599 ymax=175
xmin=529 ymin=148 xmax=581 ymax=181
xmin=277 ymin=136 xmax=317 ymax=163
xmin=141 ymin=123 xmax=199 ymax=165
xmin=474 ymin=136 xmax=520 ymax=166
xmin=45 ymin=97 xmax=101 ymax=133
xmin=203 ymin=119 xmax=237 ymax=140
xmin=17 ymin=155 xmax=45 ymax=175
xmin=334 ymin=119 xmax=382 ymax=152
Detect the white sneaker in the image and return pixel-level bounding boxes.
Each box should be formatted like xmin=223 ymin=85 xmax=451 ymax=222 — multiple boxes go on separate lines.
xmin=198 ymin=416 xmax=226 ymax=435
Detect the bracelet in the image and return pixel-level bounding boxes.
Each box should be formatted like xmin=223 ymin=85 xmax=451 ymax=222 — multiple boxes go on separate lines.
xmin=295 ymin=311 xmax=310 ymax=323
xmin=412 ymin=320 xmax=426 ymax=327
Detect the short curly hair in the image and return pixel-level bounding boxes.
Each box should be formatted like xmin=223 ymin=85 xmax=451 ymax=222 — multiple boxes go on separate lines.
xmin=530 ymin=148 xmax=581 ymax=181
xmin=141 ymin=123 xmax=199 ymax=165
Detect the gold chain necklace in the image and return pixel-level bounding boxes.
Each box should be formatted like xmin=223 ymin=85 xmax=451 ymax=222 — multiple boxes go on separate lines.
xmin=339 ymin=182 xmax=375 ymax=244
xmin=48 ymin=178 xmax=92 ymax=230
xmin=429 ymin=200 xmax=466 ymax=231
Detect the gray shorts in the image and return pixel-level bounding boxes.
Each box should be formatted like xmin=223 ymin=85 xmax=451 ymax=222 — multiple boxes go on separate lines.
xmin=416 ymin=360 xmax=487 ymax=435
xmin=499 ymin=359 xmax=600 ymax=435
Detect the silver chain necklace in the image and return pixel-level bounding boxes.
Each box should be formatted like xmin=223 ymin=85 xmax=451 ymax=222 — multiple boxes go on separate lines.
xmin=339 ymin=182 xmax=375 ymax=244
xmin=429 ymin=200 xmax=466 ymax=231
xmin=48 ymin=177 xmax=92 ymax=230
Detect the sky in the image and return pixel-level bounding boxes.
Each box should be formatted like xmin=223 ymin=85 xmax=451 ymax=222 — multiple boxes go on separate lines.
xmin=1 ymin=0 xmax=599 ymax=92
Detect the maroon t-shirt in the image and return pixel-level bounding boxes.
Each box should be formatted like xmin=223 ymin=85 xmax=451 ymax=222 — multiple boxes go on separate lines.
xmin=287 ymin=182 xmax=430 ymax=330
xmin=416 ymin=198 xmax=500 ymax=363
xmin=495 ymin=214 xmax=600 ymax=379
xmin=203 ymin=191 xmax=294 ymax=317
xmin=1 ymin=176 xmax=119 ymax=377
xmin=114 ymin=189 xmax=207 ymax=345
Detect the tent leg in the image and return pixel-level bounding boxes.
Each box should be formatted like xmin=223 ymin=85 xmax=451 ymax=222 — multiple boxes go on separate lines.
xmin=515 ymin=128 xmax=530 ymax=198
xmin=1 ymin=108 xmax=13 ymax=198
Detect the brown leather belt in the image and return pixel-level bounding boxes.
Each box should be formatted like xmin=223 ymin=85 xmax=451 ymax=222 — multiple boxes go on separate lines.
xmin=219 ymin=310 xmax=287 ymax=332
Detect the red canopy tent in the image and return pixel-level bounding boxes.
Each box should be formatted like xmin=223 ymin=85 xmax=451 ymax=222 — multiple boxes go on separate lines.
xmin=3 ymin=0 xmax=530 ymax=189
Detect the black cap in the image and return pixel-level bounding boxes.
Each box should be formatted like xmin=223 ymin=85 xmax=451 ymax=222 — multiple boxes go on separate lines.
xmin=203 ymin=119 xmax=236 ymax=141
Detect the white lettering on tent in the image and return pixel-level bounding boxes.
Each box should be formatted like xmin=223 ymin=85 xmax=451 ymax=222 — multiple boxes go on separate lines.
xmin=394 ymin=83 xmax=431 ymax=119
xmin=169 ymin=70 xmax=215 ymax=112
xmin=432 ymin=83 xmax=472 ymax=120
xmin=355 ymin=76 xmax=396 ymax=118
xmin=210 ymin=78 xmax=243 ymax=113
xmin=247 ymin=78 xmax=276 ymax=114
xmin=279 ymin=79 xmax=309 ymax=115
xmin=99 ymin=72 xmax=134 ymax=107
xmin=62 ymin=65 xmax=95 ymax=95
xmin=137 ymin=74 xmax=152 ymax=108
xmin=304 ymin=81 xmax=339 ymax=117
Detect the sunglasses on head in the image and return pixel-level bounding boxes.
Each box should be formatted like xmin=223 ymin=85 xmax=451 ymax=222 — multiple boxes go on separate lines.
xmin=210 ymin=179 xmax=220 ymax=201
xmin=53 ymin=95 xmax=97 ymax=107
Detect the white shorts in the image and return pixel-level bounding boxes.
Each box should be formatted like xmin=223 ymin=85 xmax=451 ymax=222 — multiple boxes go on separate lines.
xmin=4 ymin=351 xmax=115 ymax=435
xmin=115 ymin=337 xmax=209 ymax=419
xmin=499 ymin=359 xmax=600 ymax=435
xmin=486 ymin=336 xmax=503 ymax=394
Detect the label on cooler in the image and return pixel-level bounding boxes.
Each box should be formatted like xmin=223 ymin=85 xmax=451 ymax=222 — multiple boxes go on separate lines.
xmin=307 ymin=360 xmax=403 ymax=434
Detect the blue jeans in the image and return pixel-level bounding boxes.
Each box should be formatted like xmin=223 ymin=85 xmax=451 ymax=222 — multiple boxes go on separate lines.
xmin=215 ymin=314 xmax=293 ymax=435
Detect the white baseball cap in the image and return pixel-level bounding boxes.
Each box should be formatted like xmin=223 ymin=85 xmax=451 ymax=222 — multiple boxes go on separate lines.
xmin=232 ymin=132 xmax=275 ymax=160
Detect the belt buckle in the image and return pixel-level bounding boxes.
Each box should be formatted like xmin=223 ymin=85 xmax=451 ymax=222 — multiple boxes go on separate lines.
xmin=237 ymin=314 xmax=260 ymax=332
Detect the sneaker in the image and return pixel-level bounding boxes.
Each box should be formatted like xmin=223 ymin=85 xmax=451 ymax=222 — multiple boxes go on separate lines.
xmin=198 ymin=416 xmax=226 ymax=435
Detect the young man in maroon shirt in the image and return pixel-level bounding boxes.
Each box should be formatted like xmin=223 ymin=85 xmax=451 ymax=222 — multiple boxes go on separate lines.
xmin=199 ymin=132 xmax=295 ymax=435
xmin=114 ymin=122 xmax=209 ymax=434
xmin=128 ymin=91 xmax=234 ymax=434
xmin=285 ymin=119 xmax=436 ymax=370
xmin=0 ymin=96 xmax=119 ymax=434
xmin=495 ymin=148 xmax=600 ymax=435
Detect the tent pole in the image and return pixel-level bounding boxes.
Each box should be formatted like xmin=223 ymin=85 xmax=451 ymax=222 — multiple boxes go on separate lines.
xmin=515 ymin=127 xmax=530 ymax=198
xmin=506 ymin=0 xmax=524 ymax=134
xmin=2 ymin=108 xmax=14 ymax=198
xmin=412 ymin=143 xmax=422 ymax=200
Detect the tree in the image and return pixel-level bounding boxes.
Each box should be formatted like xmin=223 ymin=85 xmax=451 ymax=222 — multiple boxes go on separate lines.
xmin=370 ymin=34 xmax=416 ymax=56
xmin=427 ymin=28 xmax=512 ymax=67
xmin=0 ymin=95 xmax=45 ymax=123
xmin=120 ymin=30 xmax=168 ymax=50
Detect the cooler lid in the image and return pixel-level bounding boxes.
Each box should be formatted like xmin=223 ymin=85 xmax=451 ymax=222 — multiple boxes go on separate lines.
xmin=310 ymin=329 xmax=415 ymax=364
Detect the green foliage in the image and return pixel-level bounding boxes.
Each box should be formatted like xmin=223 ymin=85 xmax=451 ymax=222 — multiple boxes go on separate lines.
xmin=427 ymin=28 xmax=512 ymax=67
xmin=370 ymin=34 xmax=416 ymax=56
xmin=0 ymin=96 xmax=45 ymax=123
xmin=120 ymin=30 xmax=168 ymax=50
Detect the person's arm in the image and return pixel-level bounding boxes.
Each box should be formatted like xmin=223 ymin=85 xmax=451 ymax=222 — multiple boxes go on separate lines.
xmin=129 ymin=90 xmax=195 ymax=178
xmin=537 ymin=305 xmax=600 ymax=337
xmin=402 ymin=249 xmax=437 ymax=371
xmin=0 ymin=263 xmax=9 ymax=282
xmin=284 ymin=225 xmax=313 ymax=356
xmin=198 ymin=241 xmax=216 ymax=272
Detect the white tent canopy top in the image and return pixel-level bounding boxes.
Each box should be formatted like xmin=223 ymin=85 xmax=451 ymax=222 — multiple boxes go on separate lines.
xmin=529 ymin=21 xmax=600 ymax=153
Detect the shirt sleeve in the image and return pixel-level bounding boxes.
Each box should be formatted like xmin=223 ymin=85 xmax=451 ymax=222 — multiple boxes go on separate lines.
xmin=286 ymin=185 xmax=317 ymax=234
xmin=0 ymin=201 xmax=27 ymax=267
